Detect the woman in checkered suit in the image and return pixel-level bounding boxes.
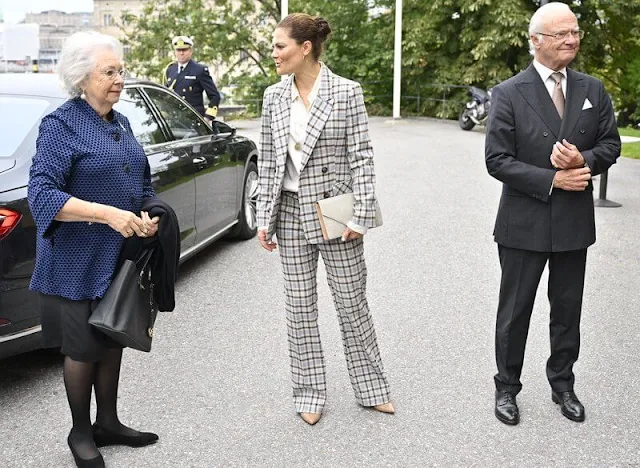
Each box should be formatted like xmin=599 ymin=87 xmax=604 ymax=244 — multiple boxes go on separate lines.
xmin=257 ymin=13 xmax=393 ymax=426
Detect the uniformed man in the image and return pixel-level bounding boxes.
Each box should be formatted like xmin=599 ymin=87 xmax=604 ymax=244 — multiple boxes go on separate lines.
xmin=163 ymin=35 xmax=220 ymax=120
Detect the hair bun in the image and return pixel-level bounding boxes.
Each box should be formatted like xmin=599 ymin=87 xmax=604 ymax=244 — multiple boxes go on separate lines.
xmin=315 ymin=17 xmax=332 ymax=42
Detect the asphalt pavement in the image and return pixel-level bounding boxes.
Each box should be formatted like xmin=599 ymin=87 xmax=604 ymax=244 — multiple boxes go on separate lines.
xmin=1 ymin=117 xmax=639 ymax=467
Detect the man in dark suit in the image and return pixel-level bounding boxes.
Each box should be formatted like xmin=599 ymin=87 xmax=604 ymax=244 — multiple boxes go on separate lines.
xmin=163 ymin=35 xmax=221 ymax=120
xmin=485 ymin=2 xmax=620 ymax=426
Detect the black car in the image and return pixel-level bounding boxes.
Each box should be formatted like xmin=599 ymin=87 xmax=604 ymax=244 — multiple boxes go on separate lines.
xmin=0 ymin=74 xmax=259 ymax=359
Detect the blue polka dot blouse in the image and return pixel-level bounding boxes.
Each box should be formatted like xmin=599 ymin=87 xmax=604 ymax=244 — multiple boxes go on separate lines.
xmin=28 ymin=98 xmax=155 ymax=300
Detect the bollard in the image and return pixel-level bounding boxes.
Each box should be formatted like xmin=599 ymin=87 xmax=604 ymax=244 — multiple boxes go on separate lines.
xmin=594 ymin=170 xmax=621 ymax=207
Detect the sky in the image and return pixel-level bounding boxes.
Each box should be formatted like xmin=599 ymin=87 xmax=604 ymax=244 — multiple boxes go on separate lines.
xmin=1 ymin=0 xmax=93 ymax=24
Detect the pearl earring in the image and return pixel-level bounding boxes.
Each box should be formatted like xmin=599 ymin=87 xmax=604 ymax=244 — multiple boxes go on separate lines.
xmin=80 ymin=91 xmax=86 ymax=99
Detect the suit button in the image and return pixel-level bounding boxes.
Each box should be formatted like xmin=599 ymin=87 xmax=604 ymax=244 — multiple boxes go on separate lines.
xmin=322 ymin=167 xmax=328 ymax=173
xmin=580 ymin=129 xmax=586 ymax=134
xmin=123 ymin=163 xmax=131 ymax=173
xmin=323 ymin=192 xmax=330 ymax=198
xmin=543 ymin=131 xmax=549 ymax=137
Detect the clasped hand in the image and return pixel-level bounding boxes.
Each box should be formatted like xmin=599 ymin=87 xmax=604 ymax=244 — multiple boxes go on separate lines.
xmin=108 ymin=208 xmax=159 ymax=238
xmin=551 ymin=139 xmax=591 ymax=192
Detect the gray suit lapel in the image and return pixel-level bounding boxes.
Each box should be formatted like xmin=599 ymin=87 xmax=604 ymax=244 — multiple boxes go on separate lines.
xmin=299 ymin=67 xmax=334 ymax=172
xmin=515 ymin=64 xmax=561 ymax=138
xmin=559 ymin=69 xmax=587 ymax=140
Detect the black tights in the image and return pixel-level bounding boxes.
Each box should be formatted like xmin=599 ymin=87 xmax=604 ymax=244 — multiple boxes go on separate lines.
xmin=64 ymin=347 xmax=142 ymax=459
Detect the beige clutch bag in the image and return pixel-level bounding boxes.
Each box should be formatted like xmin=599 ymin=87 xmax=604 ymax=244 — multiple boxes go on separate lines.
xmin=315 ymin=193 xmax=383 ymax=240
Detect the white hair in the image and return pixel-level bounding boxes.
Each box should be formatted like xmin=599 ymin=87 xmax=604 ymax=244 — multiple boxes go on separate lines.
xmin=528 ymin=2 xmax=574 ymax=55
xmin=57 ymin=31 xmax=123 ymax=97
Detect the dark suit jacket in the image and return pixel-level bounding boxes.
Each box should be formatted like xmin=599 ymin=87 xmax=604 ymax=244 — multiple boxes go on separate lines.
xmin=485 ymin=64 xmax=621 ymax=252
xmin=164 ymin=60 xmax=221 ymax=116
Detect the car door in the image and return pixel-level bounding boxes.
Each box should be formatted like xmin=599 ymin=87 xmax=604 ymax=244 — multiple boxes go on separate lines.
xmin=141 ymin=87 xmax=238 ymax=245
xmin=114 ymin=86 xmax=197 ymax=251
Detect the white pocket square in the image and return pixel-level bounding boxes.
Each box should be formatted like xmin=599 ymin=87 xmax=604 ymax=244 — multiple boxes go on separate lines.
xmin=582 ymin=98 xmax=593 ymax=110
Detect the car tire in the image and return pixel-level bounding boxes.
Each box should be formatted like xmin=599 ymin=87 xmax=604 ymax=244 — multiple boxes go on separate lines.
xmin=458 ymin=109 xmax=475 ymax=131
xmin=230 ymin=161 xmax=259 ymax=240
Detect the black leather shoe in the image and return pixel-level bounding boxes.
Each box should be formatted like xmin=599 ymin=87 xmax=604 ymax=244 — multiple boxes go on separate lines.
xmin=92 ymin=423 xmax=159 ymax=448
xmin=67 ymin=432 xmax=105 ymax=468
xmin=495 ymin=390 xmax=519 ymax=425
xmin=552 ymin=391 xmax=585 ymax=422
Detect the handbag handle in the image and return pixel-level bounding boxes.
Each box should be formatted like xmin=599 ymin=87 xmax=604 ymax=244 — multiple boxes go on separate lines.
xmin=136 ymin=248 xmax=155 ymax=269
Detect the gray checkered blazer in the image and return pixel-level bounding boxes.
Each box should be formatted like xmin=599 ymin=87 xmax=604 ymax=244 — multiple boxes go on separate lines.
xmin=258 ymin=65 xmax=378 ymax=244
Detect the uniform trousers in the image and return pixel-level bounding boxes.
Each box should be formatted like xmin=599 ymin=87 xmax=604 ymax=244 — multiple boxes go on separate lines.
xmin=276 ymin=192 xmax=390 ymax=413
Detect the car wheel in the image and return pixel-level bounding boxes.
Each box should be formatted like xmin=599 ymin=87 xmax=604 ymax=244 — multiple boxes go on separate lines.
xmin=458 ymin=109 xmax=475 ymax=131
xmin=230 ymin=161 xmax=258 ymax=240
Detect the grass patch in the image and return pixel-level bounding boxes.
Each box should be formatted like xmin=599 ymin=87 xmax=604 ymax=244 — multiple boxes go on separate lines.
xmin=622 ymin=142 xmax=640 ymax=159
xmin=619 ymin=127 xmax=640 ymax=159
xmin=619 ymin=126 xmax=640 ymax=138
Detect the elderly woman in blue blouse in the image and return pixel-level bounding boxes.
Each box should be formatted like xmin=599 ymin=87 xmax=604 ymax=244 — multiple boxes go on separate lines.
xmin=28 ymin=31 xmax=159 ymax=468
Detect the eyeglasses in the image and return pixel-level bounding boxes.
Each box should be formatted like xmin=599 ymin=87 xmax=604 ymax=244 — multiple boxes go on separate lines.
xmin=100 ymin=68 xmax=127 ymax=80
xmin=536 ymin=30 xmax=585 ymax=41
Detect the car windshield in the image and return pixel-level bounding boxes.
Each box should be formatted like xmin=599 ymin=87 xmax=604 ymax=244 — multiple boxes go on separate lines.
xmin=0 ymin=97 xmax=51 ymax=158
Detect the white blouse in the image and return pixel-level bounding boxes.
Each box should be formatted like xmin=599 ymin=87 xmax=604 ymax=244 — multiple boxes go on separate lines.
xmin=282 ymin=69 xmax=323 ymax=192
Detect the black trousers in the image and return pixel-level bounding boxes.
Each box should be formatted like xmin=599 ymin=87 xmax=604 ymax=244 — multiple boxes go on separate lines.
xmin=494 ymin=245 xmax=587 ymax=395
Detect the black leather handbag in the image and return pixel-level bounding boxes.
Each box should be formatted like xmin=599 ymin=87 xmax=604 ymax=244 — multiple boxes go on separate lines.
xmin=89 ymin=249 xmax=158 ymax=352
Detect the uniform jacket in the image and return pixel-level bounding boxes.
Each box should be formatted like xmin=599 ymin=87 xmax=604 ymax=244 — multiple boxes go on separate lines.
xmin=485 ymin=64 xmax=621 ymax=252
xmin=258 ymin=65 xmax=378 ymax=244
xmin=164 ymin=59 xmax=220 ymax=117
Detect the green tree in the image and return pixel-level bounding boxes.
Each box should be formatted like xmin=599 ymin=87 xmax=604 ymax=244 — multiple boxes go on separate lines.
xmin=122 ymin=0 xmax=640 ymax=122
xmin=397 ymin=0 xmax=640 ymax=119
xmin=122 ymin=0 xmax=280 ymax=86
xmin=122 ymin=0 xmax=392 ymax=114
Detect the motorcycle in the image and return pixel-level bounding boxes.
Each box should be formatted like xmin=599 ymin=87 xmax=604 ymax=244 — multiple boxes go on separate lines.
xmin=458 ymin=86 xmax=492 ymax=131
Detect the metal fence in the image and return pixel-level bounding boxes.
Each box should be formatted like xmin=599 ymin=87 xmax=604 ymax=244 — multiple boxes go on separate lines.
xmin=228 ymin=81 xmax=472 ymax=119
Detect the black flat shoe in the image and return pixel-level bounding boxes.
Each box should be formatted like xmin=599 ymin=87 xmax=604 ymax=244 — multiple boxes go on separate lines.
xmin=92 ymin=423 xmax=159 ymax=448
xmin=552 ymin=390 xmax=585 ymax=422
xmin=495 ymin=389 xmax=519 ymax=425
xmin=67 ymin=433 xmax=105 ymax=468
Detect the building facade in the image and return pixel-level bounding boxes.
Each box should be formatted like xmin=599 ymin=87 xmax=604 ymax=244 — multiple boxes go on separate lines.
xmin=93 ymin=0 xmax=144 ymax=39
xmin=23 ymin=10 xmax=93 ymax=71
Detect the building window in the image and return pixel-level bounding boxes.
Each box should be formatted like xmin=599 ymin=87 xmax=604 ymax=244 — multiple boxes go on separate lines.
xmin=104 ymin=14 xmax=114 ymax=26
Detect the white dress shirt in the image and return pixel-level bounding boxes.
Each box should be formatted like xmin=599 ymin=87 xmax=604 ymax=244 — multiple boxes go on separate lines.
xmin=533 ymin=59 xmax=567 ymax=100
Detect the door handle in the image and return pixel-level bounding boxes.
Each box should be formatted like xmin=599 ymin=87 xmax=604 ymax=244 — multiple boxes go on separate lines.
xmin=192 ymin=157 xmax=207 ymax=165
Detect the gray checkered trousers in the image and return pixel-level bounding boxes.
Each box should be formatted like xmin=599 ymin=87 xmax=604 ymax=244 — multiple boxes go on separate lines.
xmin=258 ymin=65 xmax=391 ymax=413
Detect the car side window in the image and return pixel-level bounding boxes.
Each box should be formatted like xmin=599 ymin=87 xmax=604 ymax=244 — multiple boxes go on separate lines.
xmin=143 ymin=88 xmax=211 ymax=140
xmin=114 ymin=88 xmax=166 ymax=145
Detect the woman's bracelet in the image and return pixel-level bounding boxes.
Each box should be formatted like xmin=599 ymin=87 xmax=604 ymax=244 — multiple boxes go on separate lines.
xmin=88 ymin=202 xmax=96 ymax=225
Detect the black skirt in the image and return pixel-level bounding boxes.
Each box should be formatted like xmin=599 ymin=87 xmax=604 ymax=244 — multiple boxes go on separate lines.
xmin=39 ymin=293 xmax=122 ymax=362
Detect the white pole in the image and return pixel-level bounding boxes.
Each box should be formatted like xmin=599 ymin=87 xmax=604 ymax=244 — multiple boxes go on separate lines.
xmin=392 ymin=0 xmax=403 ymax=119
xmin=280 ymin=0 xmax=289 ymax=81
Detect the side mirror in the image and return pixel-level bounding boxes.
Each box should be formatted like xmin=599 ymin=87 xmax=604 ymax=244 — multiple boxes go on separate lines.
xmin=217 ymin=127 xmax=236 ymax=139
xmin=214 ymin=121 xmax=236 ymax=139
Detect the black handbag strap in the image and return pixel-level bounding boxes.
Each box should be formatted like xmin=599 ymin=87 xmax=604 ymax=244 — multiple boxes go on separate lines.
xmin=136 ymin=248 xmax=155 ymax=269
